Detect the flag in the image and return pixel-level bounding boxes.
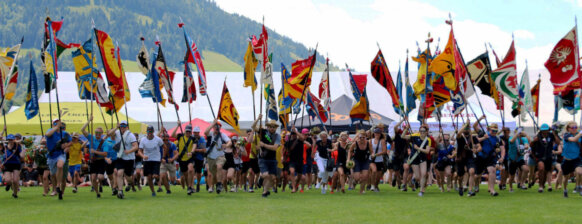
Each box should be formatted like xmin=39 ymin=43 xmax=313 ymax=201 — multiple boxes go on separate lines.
xmin=278 ymin=89 xmax=293 ymax=115
xmin=319 ymin=58 xmax=331 ymax=112
xmin=217 ymin=81 xmax=241 ymax=133
xmin=491 ymin=40 xmax=518 ymax=102
xmin=412 ymin=48 xmax=433 ymax=96
xmin=348 ymin=72 xmax=370 ymax=123
xmin=136 ymin=38 xmax=150 ymax=75
xmin=25 ymin=61 xmax=40 ymax=120
xmin=545 ymin=26 xmax=580 ymax=95
xmin=429 ymin=28 xmax=457 ymax=92
xmin=179 ymin=23 xmax=207 ymax=96
xmin=95 ymin=29 xmax=125 ymax=99
xmin=182 ymin=58 xmax=197 ymax=103
xmin=306 ymin=91 xmax=328 ymax=123
xmin=252 ymin=25 xmax=269 ymax=71
xmin=467 ymin=52 xmax=494 ymax=97
xmin=516 ymin=64 xmax=533 ymax=121
xmin=72 ymin=39 xmax=106 ymax=100
xmin=531 ymin=77 xmax=540 ymax=117
xmin=243 ymin=41 xmax=258 ymax=91
xmin=282 ymin=63 xmax=303 ymax=99
xmin=0 ymin=42 xmax=21 ymax=101
xmin=263 ymin=60 xmax=277 ymax=121
xmin=453 ymin=41 xmax=474 ymax=98
xmin=289 ymin=53 xmax=316 ymax=87
xmin=561 ymin=89 xmax=580 ymax=115
xmin=371 ymin=50 xmax=402 ymax=114
xmin=155 ymin=44 xmax=178 ymax=109
xmin=404 ymin=56 xmax=416 ymax=115
xmin=139 ymin=54 xmax=165 ymax=105
xmin=395 ymin=64 xmax=403 ymax=115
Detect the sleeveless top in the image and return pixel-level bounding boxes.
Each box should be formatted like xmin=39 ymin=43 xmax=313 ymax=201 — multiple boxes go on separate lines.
xmin=354 ymin=142 xmax=370 ymax=162
xmin=371 ymin=138 xmax=384 ymax=162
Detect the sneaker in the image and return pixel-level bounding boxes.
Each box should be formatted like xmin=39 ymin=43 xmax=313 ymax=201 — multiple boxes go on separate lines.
xmin=249 ymin=188 xmax=254 ymax=193
xmin=125 ymin=186 xmax=131 ymax=192
xmin=538 ymin=188 xmax=543 ymax=193
xmin=509 ymin=189 xmax=514 ymax=193
xmin=166 ymin=190 xmax=171 ymax=194
xmin=12 ymin=193 xmax=18 ymax=199
xmin=548 ymin=187 xmax=553 ymax=192
xmin=216 ymin=183 xmax=223 ymax=194
xmin=491 ymin=192 xmax=499 ymax=196
xmin=112 ymin=188 xmax=118 ymax=196
xmin=315 ymin=183 xmax=321 ymax=189
xmin=370 ymin=185 xmax=376 ymax=191
xmin=50 ymin=191 xmax=57 ymax=196
xmin=401 ymin=186 xmax=408 ymax=192
xmin=97 ymin=194 xmax=101 ymax=198
xmin=5 ymin=184 xmax=10 ymax=191
xmin=91 ymin=187 xmax=95 ymax=192
xmin=341 ymin=189 xmax=346 ymax=194
xmin=152 ymin=192 xmax=157 ymax=197
xmin=467 ymin=191 xmax=475 ymax=197
xmin=208 ymin=188 xmax=214 ymax=193
xmin=157 ymin=188 xmax=163 ymax=193
xmin=72 ymin=187 xmax=78 ymax=193
xmin=118 ymin=191 xmax=124 ymax=199
xmin=262 ymin=192 xmax=269 ymax=198
xmin=57 ymin=187 xmax=63 ymax=200
xmin=99 ymin=186 xmax=103 ymax=193
xmin=418 ymin=192 xmax=424 ymax=197
xmin=321 ymin=187 xmax=326 ymax=194
xmin=300 ymin=189 xmax=304 ymax=193
xmin=458 ymin=186 xmax=464 ymax=196
xmin=132 ymin=186 xmax=137 ymax=192
xmin=273 ymin=187 xmax=278 ymax=193
xmin=563 ymin=190 xmax=568 ymax=198
xmin=528 ymin=182 xmax=534 ymax=189
xmin=230 ymin=187 xmax=236 ymax=193
xmin=187 ymin=187 xmax=193 ymax=195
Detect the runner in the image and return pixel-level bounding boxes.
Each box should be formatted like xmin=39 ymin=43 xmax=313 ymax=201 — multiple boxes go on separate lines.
xmin=241 ymin=129 xmax=258 ymax=193
xmin=435 ymin=134 xmax=454 ymax=192
xmin=137 ymin=125 xmax=165 ymax=196
xmin=313 ymin=131 xmax=333 ymax=194
xmin=531 ymin=124 xmax=561 ymax=193
xmin=401 ymin=125 xmax=432 ymax=197
xmin=499 ymin=127 xmax=511 ymax=190
xmin=301 ymin=128 xmax=314 ymax=191
xmin=33 ymin=138 xmax=50 ymax=196
xmin=331 ymin=131 xmax=349 ymax=193
xmin=223 ymin=135 xmax=238 ymax=192
xmin=68 ymin=133 xmax=86 ymax=193
xmin=369 ymin=126 xmax=388 ymax=192
xmin=507 ymin=128 xmax=530 ymax=192
xmin=205 ymin=119 xmax=232 ymax=194
xmin=392 ymin=120 xmax=408 ymax=191
xmin=560 ymin=121 xmax=582 ymax=198
xmin=348 ymin=130 xmax=374 ymax=194
xmin=172 ymin=123 xmax=197 ymax=195
xmin=1 ymin=134 xmax=24 ymax=198
xmin=111 ymin=121 xmax=138 ymax=199
xmin=46 ymin=119 xmax=72 ymax=200
xmin=232 ymin=135 xmax=246 ymax=192
xmin=454 ymin=122 xmax=479 ymax=197
xmin=81 ymin=118 xmax=110 ymax=198
xmin=160 ymin=130 xmax=178 ymax=195
xmin=284 ymin=126 xmax=305 ymax=193
xmin=473 ymin=116 xmax=504 ymax=196
xmin=251 ymin=115 xmax=280 ymax=198
xmin=133 ymin=133 xmax=143 ymax=192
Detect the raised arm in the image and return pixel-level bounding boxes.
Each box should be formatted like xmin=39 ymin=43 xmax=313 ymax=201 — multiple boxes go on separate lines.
xmin=80 ymin=116 xmax=93 ymax=137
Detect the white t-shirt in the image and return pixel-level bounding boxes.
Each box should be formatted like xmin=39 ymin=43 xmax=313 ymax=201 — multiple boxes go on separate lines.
xmin=207 ymin=131 xmax=230 ymax=159
xmin=139 ymin=136 xmax=164 ymax=162
xmin=116 ymin=130 xmax=137 ymax=160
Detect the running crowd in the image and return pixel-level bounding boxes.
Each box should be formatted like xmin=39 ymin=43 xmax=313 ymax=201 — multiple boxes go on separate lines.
xmin=2 ymin=114 xmax=582 ymax=199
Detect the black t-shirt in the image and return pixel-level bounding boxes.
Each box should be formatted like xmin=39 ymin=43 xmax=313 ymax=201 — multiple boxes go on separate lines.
xmin=533 ymin=134 xmax=555 ymax=161
xmin=285 ymin=138 xmax=304 ymax=162
xmin=316 ymin=140 xmax=332 ymax=159
xmin=393 ymin=134 xmax=408 ymax=160
xmin=258 ymin=129 xmax=280 ymax=160
xmin=456 ymin=135 xmax=478 ymax=160
xmin=337 ymin=142 xmax=348 ymax=164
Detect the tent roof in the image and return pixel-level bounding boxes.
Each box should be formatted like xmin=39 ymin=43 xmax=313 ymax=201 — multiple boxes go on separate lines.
xmin=291 ymin=94 xmax=394 ymax=132
xmin=167 ymin=118 xmax=236 ymax=137
xmin=5 ymin=102 xmax=147 ymax=135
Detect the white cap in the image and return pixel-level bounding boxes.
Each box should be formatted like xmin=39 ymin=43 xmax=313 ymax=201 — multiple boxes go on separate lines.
xmin=193 ymin=126 xmax=201 ymax=132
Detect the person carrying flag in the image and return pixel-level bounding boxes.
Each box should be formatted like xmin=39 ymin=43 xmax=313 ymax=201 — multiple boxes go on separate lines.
xmin=251 ymin=115 xmax=281 ymax=198
xmin=46 ymin=119 xmax=72 ymax=200
xmin=205 ymin=119 xmax=232 ymax=194
xmin=111 ymin=121 xmax=138 ymax=199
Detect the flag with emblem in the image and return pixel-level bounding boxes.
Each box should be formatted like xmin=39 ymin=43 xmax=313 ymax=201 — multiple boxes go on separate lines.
xmin=0 ymin=40 xmax=22 ymax=102
xmin=545 ymin=26 xmax=580 ymax=95
xmin=289 ymin=52 xmax=316 ymax=88
xmin=262 ymin=59 xmax=277 ymax=121
xmin=319 ymin=58 xmax=331 ymax=112
xmin=244 ymin=41 xmax=258 ymax=92
xmin=491 ymin=40 xmax=518 ymax=102
xmin=179 ymin=22 xmax=207 ymax=96
xmin=155 ymin=44 xmax=178 ymax=109
xmin=404 ymin=56 xmax=416 ymax=115
xmin=282 ymin=63 xmax=303 ymax=99
xmin=348 ymin=71 xmax=370 ymax=123
xmin=371 ymin=50 xmax=402 ymax=114
xmin=72 ymin=38 xmax=110 ymax=104
xmin=531 ymin=76 xmax=540 ymax=117
xmin=252 ymin=25 xmax=268 ymax=72
xmin=218 ymin=81 xmax=241 ymax=133
xmin=136 ymin=37 xmax=150 ymax=75
xmin=139 ymin=54 xmax=166 ymax=105
xmin=182 ymin=55 xmax=197 ymax=103
xmin=25 ymin=61 xmax=40 ymax=120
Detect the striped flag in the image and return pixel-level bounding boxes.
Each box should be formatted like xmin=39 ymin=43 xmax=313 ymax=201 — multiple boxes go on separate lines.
xmin=371 ymin=50 xmax=401 ymax=113
xmin=491 ymin=40 xmax=518 ymax=102
xmin=179 ymin=22 xmax=207 ymax=96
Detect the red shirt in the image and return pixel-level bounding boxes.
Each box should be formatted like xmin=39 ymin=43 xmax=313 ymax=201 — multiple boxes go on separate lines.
xmin=242 ymin=140 xmax=251 ymax=162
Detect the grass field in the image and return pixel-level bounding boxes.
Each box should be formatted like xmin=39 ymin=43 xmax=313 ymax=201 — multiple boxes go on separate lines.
xmin=1 ymin=184 xmax=581 ymax=223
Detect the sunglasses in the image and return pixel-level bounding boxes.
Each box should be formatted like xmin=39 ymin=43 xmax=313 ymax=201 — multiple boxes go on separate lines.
xmin=569 ymin=126 xmax=578 ymax=129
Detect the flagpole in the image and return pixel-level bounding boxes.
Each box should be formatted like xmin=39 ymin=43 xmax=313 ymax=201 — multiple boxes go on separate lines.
xmin=423 ymin=33 xmax=433 ymax=125
xmin=156 ymin=40 xmax=183 ymax=133
xmin=326 ymin=54 xmax=332 ymax=131
xmin=292 ymin=43 xmax=318 ymax=127
xmin=537 ymin=74 xmax=540 ymax=127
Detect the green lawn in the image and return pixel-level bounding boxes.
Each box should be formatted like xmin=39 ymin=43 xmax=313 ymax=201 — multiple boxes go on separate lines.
xmin=1 ymin=184 xmax=581 ymax=223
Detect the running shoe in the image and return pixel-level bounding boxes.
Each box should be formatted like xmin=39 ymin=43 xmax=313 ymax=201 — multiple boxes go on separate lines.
xmin=216 ymin=183 xmax=223 ymax=194
xmin=548 ymin=187 xmax=553 ymax=192
xmin=300 ymin=189 xmax=304 ymax=193
xmin=57 ymin=187 xmax=63 ymax=200
xmin=112 ymin=188 xmax=118 ymax=196
xmin=249 ymin=188 xmax=254 ymax=193
xmin=152 ymin=192 xmax=156 ymax=197
xmin=458 ymin=187 xmax=463 ymax=196
xmin=12 ymin=193 xmax=18 ymax=199
xmin=187 ymin=187 xmax=193 ymax=195
xmin=72 ymin=187 xmax=78 ymax=193
xmin=418 ymin=192 xmax=424 ymax=197
xmin=563 ymin=190 xmax=568 ymax=198
xmin=99 ymin=186 xmax=103 ymax=193
xmin=132 ymin=186 xmax=137 ymax=192
xmin=157 ymin=187 xmax=163 ymax=193
xmin=491 ymin=192 xmax=499 ymax=196
xmin=321 ymin=187 xmax=326 ymax=194
xmin=315 ymin=183 xmax=321 ymax=189
xmin=208 ymin=187 xmax=214 ymax=193
xmin=125 ymin=186 xmax=131 ymax=192
xmin=538 ymin=188 xmax=543 ymax=193
xmin=166 ymin=190 xmax=171 ymax=194
xmin=97 ymin=194 xmax=101 ymax=198
xmin=5 ymin=184 xmax=11 ymax=191
xmin=196 ymin=185 xmax=200 ymax=193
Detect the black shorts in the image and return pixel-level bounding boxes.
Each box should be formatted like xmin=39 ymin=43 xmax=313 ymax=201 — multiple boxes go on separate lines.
xmin=2 ymin=163 xmax=21 ymax=172
xmin=89 ymin=159 xmax=106 ymax=174
xmin=476 ymin=157 xmax=495 ymax=174
xmin=536 ymin=158 xmax=553 ymax=172
xmin=223 ymin=158 xmax=236 ymax=170
xmin=408 ymin=153 xmax=426 ymax=165
xmin=259 ymin=159 xmax=277 ymax=175
xmin=106 ymin=160 xmax=117 ymax=175
xmin=116 ymin=159 xmax=135 ymax=176
xmin=37 ymin=166 xmax=49 ymax=174
xmin=143 ymin=161 xmax=161 ymax=176
xmin=248 ymin=158 xmax=260 ymax=174
xmin=373 ymin=161 xmax=385 ymax=172
xmin=289 ymin=160 xmax=303 ymax=175
xmin=456 ymin=157 xmax=476 ymax=177
xmin=391 ymin=158 xmax=403 ymax=172
xmin=508 ymin=160 xmax=525 ymax=175
xmin=562 ymin=158 xmax=581 ymax=176
xmin=194 ymin=159 xmax=204 ymax=173
xmin=436 ymin=160 xmax=450 ymax=172
xmin=179 ymin=159 xmax=193 ymax=173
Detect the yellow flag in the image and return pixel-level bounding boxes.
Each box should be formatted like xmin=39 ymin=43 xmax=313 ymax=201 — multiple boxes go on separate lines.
xmin=412 ymin=49 xmax=432 ymax=96
xmin=217 ymin=81 xmax=240 ymax=133
xmin=428 ymin=28 xmax=457 ymax=91
xmin=243 ymin=42 xmax=258 ymax=91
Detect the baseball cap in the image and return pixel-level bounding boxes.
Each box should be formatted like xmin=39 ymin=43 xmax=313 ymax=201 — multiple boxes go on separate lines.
xmin=119 ymin=120 xmax=128 ymax=127
xmin=147 ymin=125 xmax=154 ymax=132
xmin=540 ymin=123 xmax=550 ymax=131
xmin=72 ymin=132 xmax=80 ymax=138
xmin=373 ymin=127 xmax=382 ymax=133
xmin=185 ymin=125 xmax=193 ymax=132
xmin=193 ymin=126 xmax=201 ymax=132
xmin=14 ymin=133 xmax=22 ymax=139
xmin=6 ymin=134 xmax=15 ymax=140
xmin=301 ymin=128 xmax=309 ymax=134
xmin=52 ymin=119 xmax=60 ymax=124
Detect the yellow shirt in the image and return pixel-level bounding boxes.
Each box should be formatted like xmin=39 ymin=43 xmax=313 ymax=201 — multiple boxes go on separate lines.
xmin=276 ymin=145 xmax=283 ymax=169
xmin=175 ymin=136 xmax=195 ymax=162
xmin=68 ymin=142 xmax=84 ymax=166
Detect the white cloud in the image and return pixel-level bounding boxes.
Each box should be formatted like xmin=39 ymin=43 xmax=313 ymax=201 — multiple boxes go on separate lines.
xmin=514 ymin=29 xmax=535 ymax=40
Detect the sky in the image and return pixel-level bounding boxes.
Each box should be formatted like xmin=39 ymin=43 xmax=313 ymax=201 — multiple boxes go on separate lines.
xmin=214 ymin=0 xmax=582 ymax=125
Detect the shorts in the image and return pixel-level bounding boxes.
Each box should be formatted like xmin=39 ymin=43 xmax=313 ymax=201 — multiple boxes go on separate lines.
xmin=283 ymin=162 xmax=290 ymax=172
xmin=68 ymin=164 xmax=81 ymax=177
xmin=436 ymin=160 xmax=450 ymax=172
xmin=353 ymin=159 xmax=370 ymax=173
xmin=143 ymin=161 xmax=161 ymax=176
xmin=2 ymin=163 xmax=20 ymax=172
xmin=303 ymin=163 xmax=313 ymax=175
xmin=259 ymin=159 xmax=277 ymax=175
xmin=115 ymin=159 xmax=135 ymax=176
xmin=250 ymin=159 xmax=260 ymax=174
xmin=536 ymin=158 xmax=553 ymax=172
xmin=48 ymin=154 xmax=66 ymax=175
xmin=407 ymin=153 xmax=426 ymax=165
xmin=373 ymin=161 xmax=385 ymax=172
xmin=391 ymin=158 xmax=403 ymax=172
xmin=194 ymin=159 xmax=204 ymax=173
xmin=135 ymin=161 xmax=144 ymax=169
xmin=527 ymin=157 xmax=536 ymax=166
xmin=476 ymin=157 xmax=496 ymax=175
xmin=89 ymin=159 xmax=106 ymax=175
xmin=160 ymin=162 xmax=177 ymax=178
xmin=208 ymin=156 xmax=226 ymax=176
xmin=561 ymin=158 xmax=581 ymax=176
xmin=179 ymin=159 xmax=193 ymax=173
xmin=223 ymin=158 xmax=235 ymax=170
xmin=508 ymin=160 xmax=524 ymax=176
xmin=288 ymin=160 xmax=303 ymax=175
xmin=456 ymin=157 xmax=475 ymax=177
xmin=106 ymin=160 xmax=117 ymax=175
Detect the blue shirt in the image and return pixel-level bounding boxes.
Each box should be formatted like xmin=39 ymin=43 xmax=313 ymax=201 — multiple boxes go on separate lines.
xmin=46 ymin=129 xmax=71 ymax=159
xmin=478 ymin=133 xmax=499 ymax=158
xmin=3 ymin=144 xmax=22 ymax=164
xmin=103 ymin=137 xmax=117 ymax=161
xmin=563 ymin=133 xmax=581 ymax=160
xmin=508 ymin=136 xmax=528 ymax=162
xmin=437 ymin=145 xmax=454 ymax=162
xmin=87 ymin=134 xmax=106 ymax=159
xmin=194 ymin=136 xmax=206 ymax=161
xmin=161 ymin=142 xmax=177 ymax=163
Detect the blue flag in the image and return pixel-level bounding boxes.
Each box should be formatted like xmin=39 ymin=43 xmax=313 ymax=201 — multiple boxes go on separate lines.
xmin=25 ymin=61 xmax=40 ymax=120
xmin=395 ymin=65 xmax=403 ymax=116
xmin=138 ymin=54 xmax=164 ymax=104
xmin=404 ymin=57 xmax=416 ymax=116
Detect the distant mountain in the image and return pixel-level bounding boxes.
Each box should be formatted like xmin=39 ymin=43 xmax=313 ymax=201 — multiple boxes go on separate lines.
xmin=0 ymin=0 xmax=338 ymax=72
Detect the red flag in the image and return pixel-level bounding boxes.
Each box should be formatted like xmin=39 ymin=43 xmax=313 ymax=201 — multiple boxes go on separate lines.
xmin=252 ymin=25 xmax=269 ymax=71
xmin=545 ymin=26 xmax=580 ymax=95
xmin=531 ymin=78 xmax=540 ymax=116
xmin=95 ymin=29 xmax=125 ymax=99
xmin=371 ymin=50 xmax=401 ymax=111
